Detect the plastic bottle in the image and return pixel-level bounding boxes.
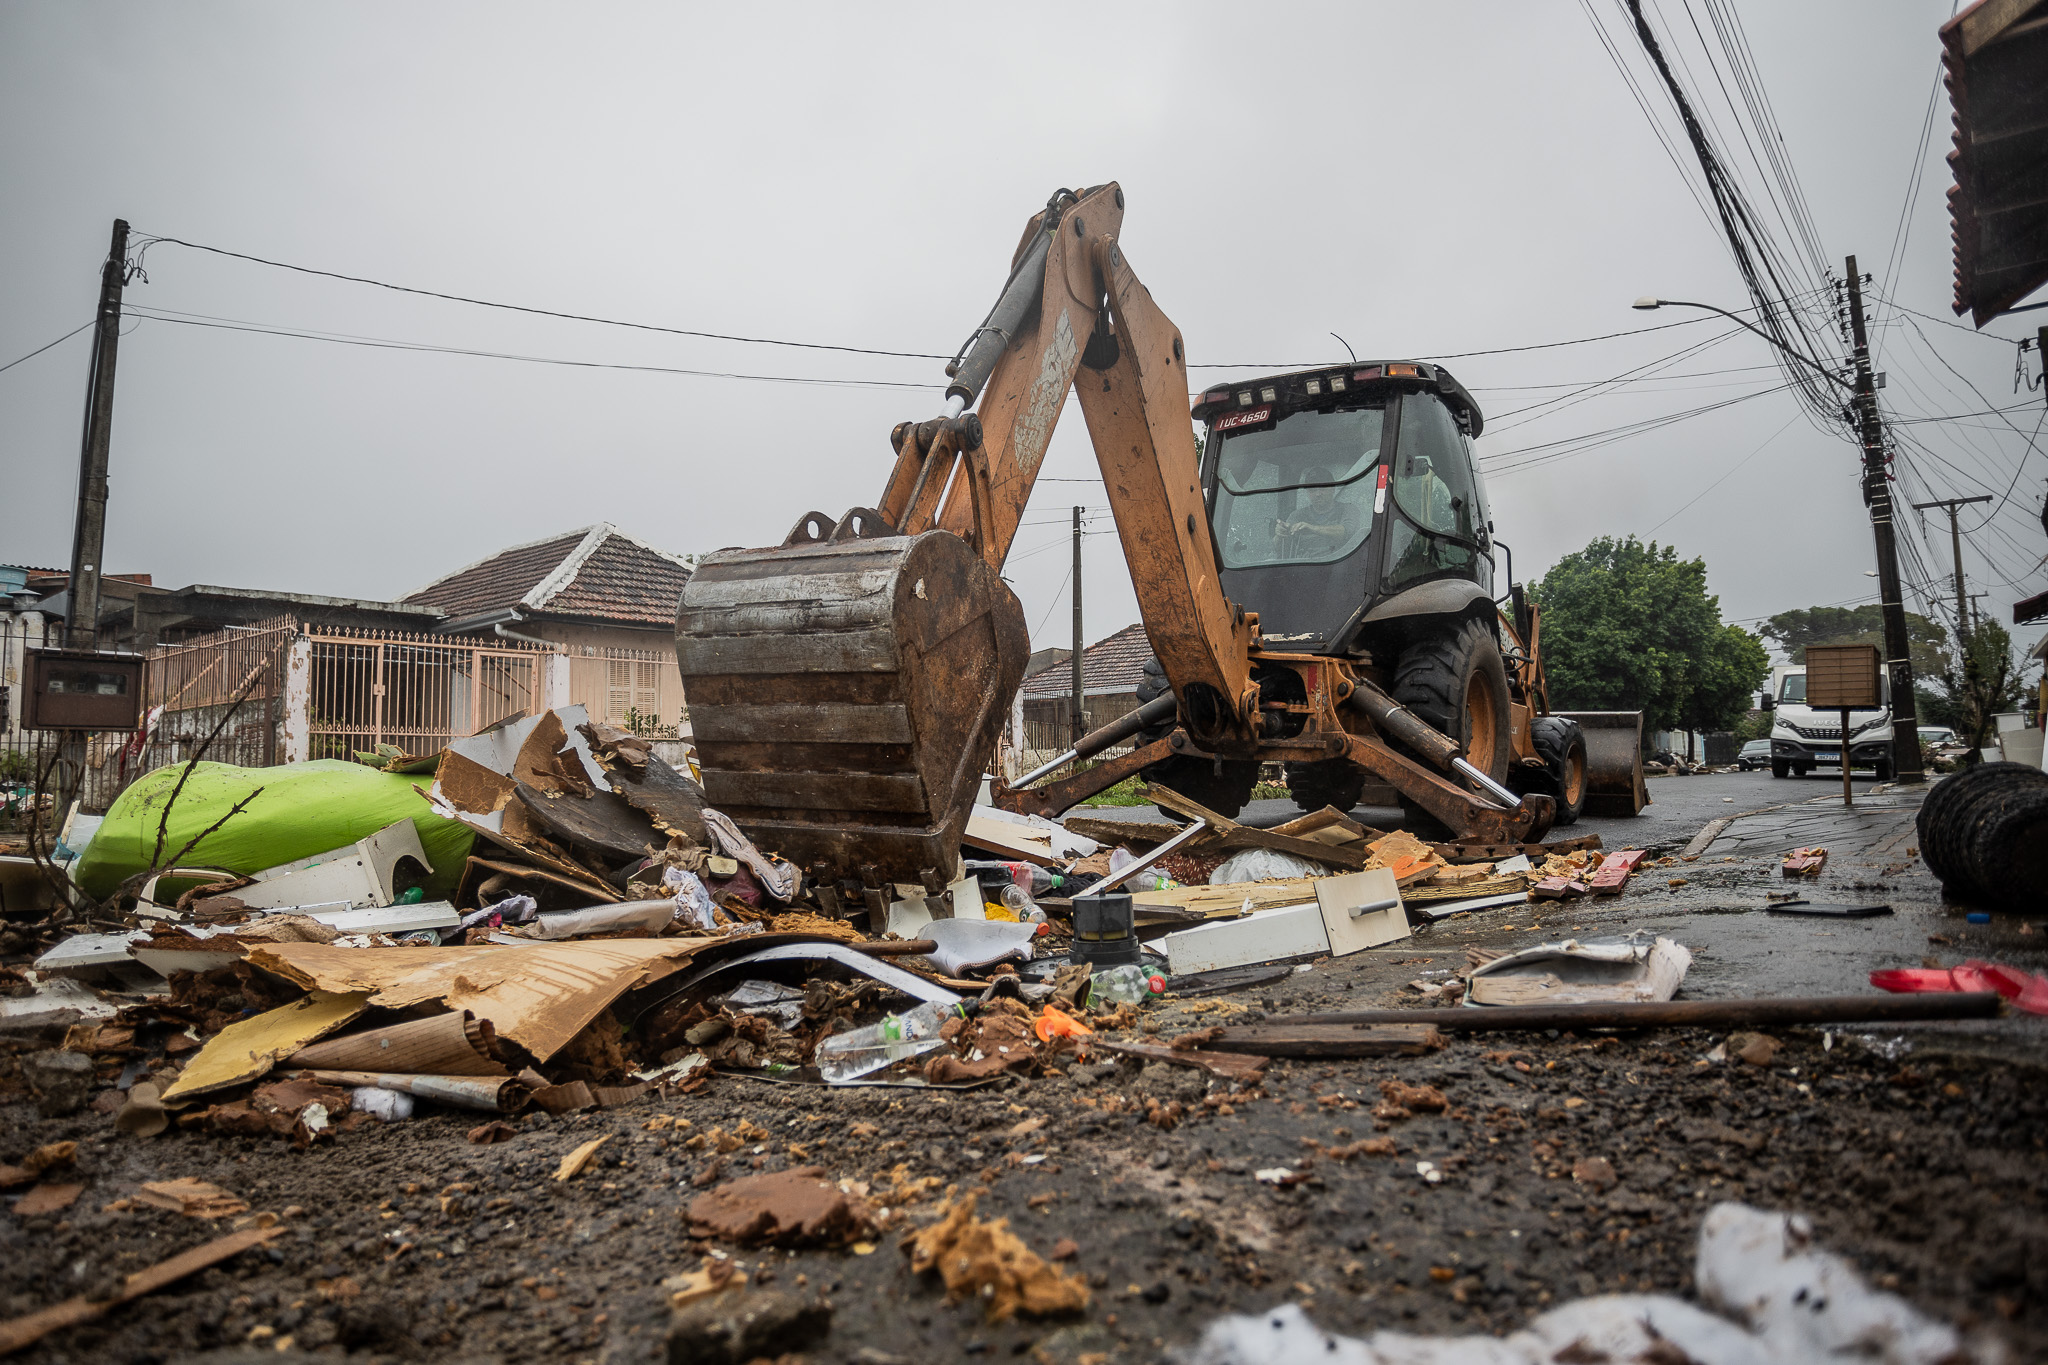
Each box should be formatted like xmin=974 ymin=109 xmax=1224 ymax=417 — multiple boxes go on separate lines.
xmin=1090 ymin=963 xmax=1155 ymax=1008
xmin=1000 ymin=884 xmax=1046 ymax=923
xmin=816 ymin=1001 xmax=954 ymax=1082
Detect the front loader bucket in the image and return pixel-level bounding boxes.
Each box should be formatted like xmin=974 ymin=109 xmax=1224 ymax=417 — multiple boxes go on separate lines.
xmin=1557 ymin=711 xmax=1650 ymax=817
xmin=676 ymin=529 xmax=1028 ymax=890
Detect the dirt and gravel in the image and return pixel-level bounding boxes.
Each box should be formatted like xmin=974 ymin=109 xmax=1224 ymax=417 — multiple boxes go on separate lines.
xmin=3 ymin=770 xmax=2044 ymax=1363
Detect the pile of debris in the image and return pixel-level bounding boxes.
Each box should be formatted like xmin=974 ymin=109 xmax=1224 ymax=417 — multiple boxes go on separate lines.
xmin=23 ymin=708 xmax=1571 ymax=1140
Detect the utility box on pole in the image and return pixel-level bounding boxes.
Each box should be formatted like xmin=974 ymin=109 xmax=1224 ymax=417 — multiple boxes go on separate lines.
xmin=20 ymin=647 xmax=145 ymax=732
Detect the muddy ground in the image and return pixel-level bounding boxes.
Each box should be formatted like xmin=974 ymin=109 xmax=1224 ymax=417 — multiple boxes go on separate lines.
xmin=4 ymin=771 xmax=2045 ymax=1363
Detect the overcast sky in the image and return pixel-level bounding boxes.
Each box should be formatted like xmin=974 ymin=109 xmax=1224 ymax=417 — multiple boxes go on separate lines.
xmin=3 ymin=1 xmax=2041 ymax=663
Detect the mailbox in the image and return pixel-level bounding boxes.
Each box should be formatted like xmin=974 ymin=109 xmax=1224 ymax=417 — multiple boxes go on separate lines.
xmin=20 ymin=648 xmax=146 ymax=732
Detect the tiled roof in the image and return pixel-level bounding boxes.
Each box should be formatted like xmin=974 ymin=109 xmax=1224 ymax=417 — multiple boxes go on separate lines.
xmin=1020 ymin=623 xmax=1152 ymax=699
xmin=406 ymin=524 xmax=693 ymax=628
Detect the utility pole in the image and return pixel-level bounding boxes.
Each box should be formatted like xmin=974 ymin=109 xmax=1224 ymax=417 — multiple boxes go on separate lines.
xmin=1909 ymin=495 xmax=1992 ymax=632
xmin=56 ymin=219 xmax=133 ymax=819
xmin=1070 ymin=507 xmax=1085 ymax=745
xmin=67 ymin=219 xmax=132 ymax=650
xmin=1844 ymin=256 xmax=1925 ymax=783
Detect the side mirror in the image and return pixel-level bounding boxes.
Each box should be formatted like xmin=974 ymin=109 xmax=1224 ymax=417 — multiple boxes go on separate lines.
xmin=1759 ymin=693 xmax=1774 ymax=712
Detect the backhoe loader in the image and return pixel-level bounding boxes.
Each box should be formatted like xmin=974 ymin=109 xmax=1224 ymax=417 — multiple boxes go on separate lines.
xmin=676 ymin=184 xmax=1646 ymax=899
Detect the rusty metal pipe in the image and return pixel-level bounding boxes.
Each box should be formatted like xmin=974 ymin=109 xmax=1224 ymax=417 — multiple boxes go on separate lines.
xmin=1013 ymin=692 xmax=1177 ymax=789
xmin=1243 ymin=991 xmax=2003 ymax=1034
xmin=1344 ymin=679 xmax=1519 ymax=810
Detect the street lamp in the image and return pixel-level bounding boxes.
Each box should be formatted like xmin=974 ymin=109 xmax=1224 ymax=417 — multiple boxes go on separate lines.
xmin=1631 ymin=297 xmax=1851 ymax=391
xmin=1631 ymin=287 xmax=1925 ymax=783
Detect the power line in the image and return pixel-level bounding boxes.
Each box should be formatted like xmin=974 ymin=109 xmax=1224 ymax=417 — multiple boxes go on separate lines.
xmin=135 ymin=234 xmax=957 ymax=362
xmin=1645 ymin=409 xmax=1801 ymax=533
xmin=124 ymin=308 xmax=945 ymax=393
xmin=0 ymin=320 xmax=95 ymax=376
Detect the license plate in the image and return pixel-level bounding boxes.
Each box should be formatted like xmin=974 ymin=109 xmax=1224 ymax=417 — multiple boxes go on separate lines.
xmin=1812 ymin=750 xmax=1839 ymax=762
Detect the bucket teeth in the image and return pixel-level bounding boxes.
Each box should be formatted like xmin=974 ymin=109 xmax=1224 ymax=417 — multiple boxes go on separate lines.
xmin=676 ymin=529 xmax=1027 ymax=888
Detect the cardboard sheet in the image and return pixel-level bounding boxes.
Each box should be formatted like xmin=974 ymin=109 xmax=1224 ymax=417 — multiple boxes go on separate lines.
xmin=247 ymin=939 xmax=716 ymax=1061
xmin=161 ymin=990 xmax=370 ymax=1102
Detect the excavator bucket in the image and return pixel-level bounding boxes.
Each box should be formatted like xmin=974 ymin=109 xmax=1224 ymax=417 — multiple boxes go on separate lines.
xmin=675 ymin=525 xmax=1028 ymax=891
xmin=1557 ymin=711 xmax=1650 ymax=817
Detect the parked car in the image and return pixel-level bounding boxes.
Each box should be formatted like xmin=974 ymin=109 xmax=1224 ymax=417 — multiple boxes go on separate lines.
xmin=1736 ymin=738 xmax=1773 ymax=770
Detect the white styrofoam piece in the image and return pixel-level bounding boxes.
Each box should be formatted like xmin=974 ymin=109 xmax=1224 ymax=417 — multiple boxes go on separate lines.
xmin=1162 ymin=902 xmax=1332 ymax=976
xmin=1494 ymin=853 xmax=1533 ymax=874
xmin=970 ymin=803 xmax=1101 ymax=858
xmin=1314 ymin=868 xmax=1410 ymax=956
xmin=243 ymin=819 xmax=433 ymax=910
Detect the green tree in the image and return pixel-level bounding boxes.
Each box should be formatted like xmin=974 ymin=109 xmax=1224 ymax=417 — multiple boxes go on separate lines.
xmin=1532 ymin=536 xmax=1772 ymax=741
xmin=1760 ymin=604 xmax=1949 ymax=680
xmin=1934 ymin=618 xmax=2028 ymax=761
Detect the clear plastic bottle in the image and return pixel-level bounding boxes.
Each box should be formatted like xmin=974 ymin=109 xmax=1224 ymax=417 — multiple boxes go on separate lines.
xmin=1089 ymin=963 xmax=1154 ymax=1008
xmin=815 ymin=1000 xmax=953 ymax=1082
xmin=1000 ymin=884 xmax=1047 ymax=923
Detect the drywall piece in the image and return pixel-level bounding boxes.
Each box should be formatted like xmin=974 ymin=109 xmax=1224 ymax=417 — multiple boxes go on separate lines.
xmin=886 ymin=873 xmax=979 ymax=936
xmin=34 ymin=930 xmax=150 ymax=976
xmin=0 ymin=976 xmax=120 ymax=1034
xmin=241 ymin=819 xmax=434 ymax=910
xmin=1162 ymin=902 xmax=1332 ymax=976
xmin=1315 ymin=869 xmax=1410 ymax=956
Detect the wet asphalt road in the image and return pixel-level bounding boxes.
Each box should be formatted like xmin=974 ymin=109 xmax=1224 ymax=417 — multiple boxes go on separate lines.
xmin=1078 ymin=767 xmax=2048 ymax=1060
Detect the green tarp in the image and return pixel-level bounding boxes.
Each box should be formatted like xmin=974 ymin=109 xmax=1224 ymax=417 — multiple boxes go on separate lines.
xmin=73 ymin=760 xmax=474 ymax=900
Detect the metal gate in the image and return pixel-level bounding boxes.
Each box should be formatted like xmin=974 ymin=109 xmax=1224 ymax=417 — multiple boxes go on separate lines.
xmin=304 ymin=626 xmax=546 ymax=761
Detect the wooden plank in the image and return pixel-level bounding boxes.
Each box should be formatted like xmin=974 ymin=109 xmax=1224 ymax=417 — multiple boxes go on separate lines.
xmin=1203 ymin=1023 xmax=1445 ymax=1058
xmin=1144 ymin=784 xmax=1367 ymax=869
xmin=1132 ymin=878 xmax=1319 ymax=915
xmin=961 ymin=814 xmax=1061 ymax=867
xmin=690 ymin=702 xmax=915 ymax=746
xmin=1063 ymin=815 xmax=1175 ymax=848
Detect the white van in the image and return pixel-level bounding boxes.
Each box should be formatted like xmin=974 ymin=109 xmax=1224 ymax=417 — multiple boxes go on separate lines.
xmin=1764 ymin=664 xmax=1896 ymax=779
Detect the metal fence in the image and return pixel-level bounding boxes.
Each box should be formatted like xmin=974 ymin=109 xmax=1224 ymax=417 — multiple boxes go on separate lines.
xmin=1 ymin=617 xmax=551 ymax=821
xmin=304 ymin=625 xmax=547 ymax=761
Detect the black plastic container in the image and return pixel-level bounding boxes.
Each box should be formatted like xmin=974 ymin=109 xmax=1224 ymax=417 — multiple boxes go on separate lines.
xmin=1069 ymin=891 xmax=1140 ymax=967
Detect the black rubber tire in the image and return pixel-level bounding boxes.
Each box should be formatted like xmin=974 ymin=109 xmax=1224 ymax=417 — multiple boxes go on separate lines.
xmin=1771 ymin=759 xmax=1790 ymax=779
xmin=1917 ymin=762 xmax=2048 ymax=909
xmin=1795 ymin=764 xmax=1811 ymax=777
xmin=1873 ymin=755 xmax=1895 ymax=782
xmin=1512 ymin=714 xmax=1588 ymax=827
xmin=1284 ymin=758 xmax=1368 ymax=815
xmin=1389 ymin=617 xmax=1513 ymax=838
xmin=1133 ymin=655 xmax=1259 ymax=818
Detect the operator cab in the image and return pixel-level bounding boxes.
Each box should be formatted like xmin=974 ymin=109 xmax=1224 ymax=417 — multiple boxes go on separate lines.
xmin=1191 ymin=362 xmax=1493 ymax=653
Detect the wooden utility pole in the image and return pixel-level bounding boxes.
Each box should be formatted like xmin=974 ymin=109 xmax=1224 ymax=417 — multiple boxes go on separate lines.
xmin=1069 ymin=507 xmax=1085 ymax=744
xmin=56 ymin=219 xmax=132 ymax=819
xmin=1910 ymin=495 xmax=1992 ymax=633
xmin=67 ymin=219 xmax=131 ymax=649
xmin=1844 ymin=256 xmax=1925 ymax=783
